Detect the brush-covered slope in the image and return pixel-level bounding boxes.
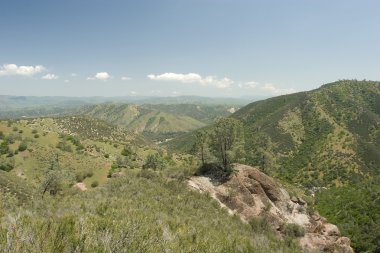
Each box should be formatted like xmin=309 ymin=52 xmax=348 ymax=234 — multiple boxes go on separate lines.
xmin=233 ymin=80 xmax=380 ymax=252
xmin=234 ymin=80 xmax=380 ymax=186
xmin=0 ymin=117 xmax=148 ymax=191
xmin=0 ymin=118 xmax=301 ymax=253
xmin=77 ymin=104 xmax=207 ymax=135
xmin=76 ymin=103 xmax=239 ymax=142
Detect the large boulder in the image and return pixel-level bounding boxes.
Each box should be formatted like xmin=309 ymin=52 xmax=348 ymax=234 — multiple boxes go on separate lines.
xmin=188 ymin=164 xmax=354 ymax=253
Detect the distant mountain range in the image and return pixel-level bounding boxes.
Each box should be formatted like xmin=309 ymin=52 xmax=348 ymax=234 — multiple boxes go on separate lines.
xmin=0 ymin=96 xmax=249 ymax=141
xmin=0 ymin=95 xmax=261 ymax=111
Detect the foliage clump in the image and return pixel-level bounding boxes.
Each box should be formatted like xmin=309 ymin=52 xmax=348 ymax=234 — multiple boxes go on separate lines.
xmin=18 ymin=142 xmax=27 ymax=152
xmin=143 ymin=153 xmax=165 ymax=170
xmin=282 ymin=223 xmax=305 ymax=238
xmin=194 ymin=117 xmax=245 ymax=169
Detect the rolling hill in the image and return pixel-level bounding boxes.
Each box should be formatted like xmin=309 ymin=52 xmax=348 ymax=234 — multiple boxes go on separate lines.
xmin=75 ymin=103 xmax=238 ymax=141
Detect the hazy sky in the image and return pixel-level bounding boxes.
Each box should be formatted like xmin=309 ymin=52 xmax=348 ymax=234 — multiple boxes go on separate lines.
xmin=0 ymin=0 xmax=379 ymax=97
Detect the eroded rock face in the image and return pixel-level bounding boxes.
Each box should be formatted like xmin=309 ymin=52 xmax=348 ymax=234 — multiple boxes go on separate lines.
xmin=188 ymin=164 xmax=354 ymax=253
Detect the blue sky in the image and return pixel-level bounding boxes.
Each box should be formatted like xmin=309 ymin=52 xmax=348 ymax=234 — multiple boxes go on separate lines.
xmin=0 ymin=0 xmax=379 ymax=97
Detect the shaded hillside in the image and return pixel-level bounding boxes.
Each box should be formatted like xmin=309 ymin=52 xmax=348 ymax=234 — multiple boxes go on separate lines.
xmin=232 ymin=80 xmax=380 ymax=252
xmin=234 ymin=80 xmax=380 ymax=187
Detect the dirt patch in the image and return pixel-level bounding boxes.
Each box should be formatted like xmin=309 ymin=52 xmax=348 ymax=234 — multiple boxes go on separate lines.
xmin=74 ymin=182 xmax=87 ymax=191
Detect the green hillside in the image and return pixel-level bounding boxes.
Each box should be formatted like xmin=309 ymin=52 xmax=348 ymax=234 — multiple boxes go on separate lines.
xmin=77 ymin=104 xmax=207 ymax=139
xmin=167 ymin=80 xmax=380 ymax=252
xmin=0 ymin=117 xmax=300 ymax=253
xmin=234 ymin=80 xmax=379 ymax=186
xmin=76 ymin=103 xmax=237 ymax=141
xmin=233 ymin=80 xmax=380 ymax=252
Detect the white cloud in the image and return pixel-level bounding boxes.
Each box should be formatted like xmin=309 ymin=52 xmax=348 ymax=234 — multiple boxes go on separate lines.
xmin=147 ymin=72 xmax=233 ymax=89
xmin=41 ymin=73 xmax=59 ymax=80
xmin=239 ymin=81 xmax=296 ymax=95
xmin=0 ymin=63 xmax=46 ymax=77
xmin=64 ymin=80 xmax=70 ymax=83
xmin=238 ymin=81 xmax=259 ymax=89
xmin=246 ymin=81 xmax=259 ymax=88
xmin=130 ymin=91 xmax=137 ymax=95
xmin=148 ymin=73 xmax=202 ymax=83
xmin=121 ymin=76 xmax=131 ymax=81
xmin=71 ymin=73 xmax=77 ymax=77
xmin=87 ymin=72 xmax=111 ymax=81
xmin=260 ymin=83 xmax=296 ymax=94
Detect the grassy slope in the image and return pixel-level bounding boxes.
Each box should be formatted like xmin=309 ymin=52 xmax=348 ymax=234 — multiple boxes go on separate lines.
xmin=0 ymin=117 xmax=150 ymax=191
xmin=0 ymin=170 xmax=301 ymax=253
xmin=0 ymin=119 xmax=301 ymax=253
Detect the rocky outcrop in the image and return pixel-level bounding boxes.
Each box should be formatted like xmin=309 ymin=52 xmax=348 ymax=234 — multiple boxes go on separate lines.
xmin=188 ymin=164 xmax=354 ymax=253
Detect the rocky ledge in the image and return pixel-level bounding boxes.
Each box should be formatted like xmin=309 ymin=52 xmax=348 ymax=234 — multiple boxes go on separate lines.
xmin=188 ymin=164 xmax=354 ymax=253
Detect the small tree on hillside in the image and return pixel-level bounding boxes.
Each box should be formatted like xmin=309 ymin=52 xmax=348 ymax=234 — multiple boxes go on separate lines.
xmin=143 ymin=153 xmax=165 ymax=170
xmin=41 ymin=156 xmax=62 ymax=198
xmin=41 ymin=170 xmax=62 ymax=198
xmin=194 ymin=130 xmax=212 ymax=165
xmin=210 ymin=117 xmax=245 ymax=169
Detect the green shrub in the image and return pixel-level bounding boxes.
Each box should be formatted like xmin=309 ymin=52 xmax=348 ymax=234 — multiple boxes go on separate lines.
xmin=0 ymin=162 xmax=14 ymax=172
xmin=91 ymin=181 xmax=99 ymax=188
xmin=0 ymin=141 xmax=9 ymax=155
xmin=56 ymin=141 xmax=72 ymax=152
xmin=121 ymin=146 xmax=133 ymax=156
xmin=143 ymin=154 xmax=165 ymax=170
xmin=18 ymin=142 xmax=27 ymax=152
xmin=31 ymin=129 xmax=38 ymax=134
xmin=34 ymin=134 xmax=39 ymax=138
xmin=75 ymin=173 xmax=85 ymax=182
xmin=282 ymin=223 xmax=305 ymax=238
